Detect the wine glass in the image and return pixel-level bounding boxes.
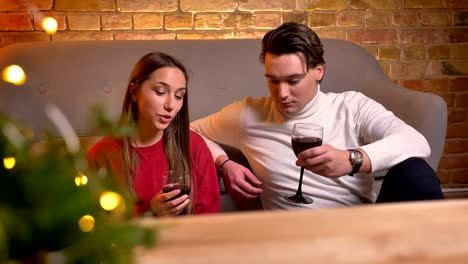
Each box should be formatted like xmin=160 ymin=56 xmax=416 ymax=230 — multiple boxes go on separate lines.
xmin=284 ymin=123 xmax=323 ymax=204
xmin=162 ymin=170 xmax=191 ymax=201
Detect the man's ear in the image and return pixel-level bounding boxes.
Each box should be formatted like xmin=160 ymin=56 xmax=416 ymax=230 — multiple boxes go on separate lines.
xmin=315 ymin=64 xmax=324 ymax=81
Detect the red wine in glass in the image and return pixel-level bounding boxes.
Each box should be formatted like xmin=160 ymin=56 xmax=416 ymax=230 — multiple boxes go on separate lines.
xmin=163 ymin=183 xmax=191 ymax=201
xmin=285 ymin=123 xmax=323 ymax=204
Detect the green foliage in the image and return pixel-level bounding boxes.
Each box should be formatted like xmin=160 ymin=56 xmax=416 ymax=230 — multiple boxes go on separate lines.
xmin=0 ymin=113 xmax=156 ymax=263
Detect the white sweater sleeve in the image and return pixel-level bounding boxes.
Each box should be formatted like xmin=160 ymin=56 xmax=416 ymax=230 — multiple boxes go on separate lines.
xmin=190 ymin=101 xmax=243 ymax=161
xmin=352 ymin=93 xmax=431 ymax=172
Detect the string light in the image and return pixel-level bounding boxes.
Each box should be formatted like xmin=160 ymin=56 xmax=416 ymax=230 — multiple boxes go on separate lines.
xmin=3 ymin=157 xmax=16 ymax=170
xmin=2 ymin=65 xmax=26 ymax=86
xmin=78 ymin=215 xmax=95 ymax=232
xmin=99 ymin=191 xmax=122 ymax=211
xmin=42 ymin=17 xmax=58 ymax=35
xmin=74 ymin=172 xmax=88 ymax=186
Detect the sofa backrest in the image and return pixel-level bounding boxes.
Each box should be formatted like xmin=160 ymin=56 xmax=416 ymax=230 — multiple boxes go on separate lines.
xmin=0 ymin=39 xmax=447 ymax=173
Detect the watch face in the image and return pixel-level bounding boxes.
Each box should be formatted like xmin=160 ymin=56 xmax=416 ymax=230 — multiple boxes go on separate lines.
xmin=351 ymin=150 xmax=363 ymax=164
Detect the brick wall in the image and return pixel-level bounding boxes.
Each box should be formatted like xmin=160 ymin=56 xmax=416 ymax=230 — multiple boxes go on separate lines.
xmin=0 ymin=0 xmax=467 ymax=186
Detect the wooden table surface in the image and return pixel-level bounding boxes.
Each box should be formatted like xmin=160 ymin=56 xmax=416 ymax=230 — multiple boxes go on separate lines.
xmin=134 ymin=199 xmax=468 ymax=264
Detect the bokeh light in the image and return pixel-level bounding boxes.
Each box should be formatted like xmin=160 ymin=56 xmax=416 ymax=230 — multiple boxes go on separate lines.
xmin=74 ymin=172 xmax=88 ymax=187
xmin=42 ymin=17 xmax=58 ymax=35
xmin=2 ymin=65 xmax=26 ymax=86
xmin=99 ymin=191 xmax=122 ymax=211
xmin=78 ymin=215 xmax=95 ymax=232
xmin=3 ymin=157 xmax=16 ymax=170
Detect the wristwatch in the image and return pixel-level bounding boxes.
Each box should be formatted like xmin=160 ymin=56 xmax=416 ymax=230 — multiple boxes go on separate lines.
xmin=348 ymin=149 xmax=363 ymax=176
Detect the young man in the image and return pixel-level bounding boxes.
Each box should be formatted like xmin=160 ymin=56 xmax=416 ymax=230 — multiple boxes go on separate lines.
xmin=191 ymin=22 xmax=444 ymax=210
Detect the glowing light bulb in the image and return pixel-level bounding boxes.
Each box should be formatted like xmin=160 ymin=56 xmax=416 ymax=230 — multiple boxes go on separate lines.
xmin=2 ymin=65 xmax=26 ymax=86
xmin=74 ymin=172 xmax=88 ymax=186
xmin=78 ymin=215 xmax=95 ymax=232
xmin=3 ymin=157 xmax=16 ymax=169
xmin=42 ymin=17 xmax=57 ymax=35
xmin=100 ymin=191 xmax=122 ymax=211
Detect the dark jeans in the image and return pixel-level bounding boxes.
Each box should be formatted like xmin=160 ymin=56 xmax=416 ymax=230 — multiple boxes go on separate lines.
xmin=376 ymin=157 xmax=445 ymax=203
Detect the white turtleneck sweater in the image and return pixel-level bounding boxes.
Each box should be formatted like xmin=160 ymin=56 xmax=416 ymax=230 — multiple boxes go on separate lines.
xmin=190 ymin=87 xmax=430 ymax=210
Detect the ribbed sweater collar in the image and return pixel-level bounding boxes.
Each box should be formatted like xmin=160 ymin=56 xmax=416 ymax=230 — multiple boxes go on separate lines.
xmin=282 ymin=84 xmax=324 ymax=120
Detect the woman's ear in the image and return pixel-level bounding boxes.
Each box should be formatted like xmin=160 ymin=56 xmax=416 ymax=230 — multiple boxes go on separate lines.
xmin=129 ymin=83 xmax=137 ymax=102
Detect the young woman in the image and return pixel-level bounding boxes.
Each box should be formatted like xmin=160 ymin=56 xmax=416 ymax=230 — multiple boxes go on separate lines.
xmin=88 ymin=52 xmax=220 ymax=216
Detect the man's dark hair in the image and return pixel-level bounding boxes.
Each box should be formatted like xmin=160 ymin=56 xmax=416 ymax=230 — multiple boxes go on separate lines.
xmin=260 ymin=22 xmax=325 ymax=70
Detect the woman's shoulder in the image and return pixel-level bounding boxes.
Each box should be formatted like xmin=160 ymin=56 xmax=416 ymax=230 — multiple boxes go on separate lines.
xmin=87 ymin=136 xmax=123 ymax=156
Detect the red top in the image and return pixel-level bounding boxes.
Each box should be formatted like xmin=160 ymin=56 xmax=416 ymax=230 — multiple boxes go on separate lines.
xmin=87 ymin=130 xmax=220 ymax=216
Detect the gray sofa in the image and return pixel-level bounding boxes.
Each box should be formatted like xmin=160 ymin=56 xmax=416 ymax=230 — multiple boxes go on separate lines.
xmin=0 ymin=39 xmax=447 ymax=211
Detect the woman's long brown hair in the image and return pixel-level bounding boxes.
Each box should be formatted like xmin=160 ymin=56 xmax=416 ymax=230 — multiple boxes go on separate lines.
xmin=119 ymin=52 xmax=193 ymax=214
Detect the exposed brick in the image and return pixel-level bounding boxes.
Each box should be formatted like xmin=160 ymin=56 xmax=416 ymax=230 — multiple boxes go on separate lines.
xmin=0 ymin=32 xmax=49 ymax=48
xmin=438 ymin=154 xmax=468 ymax=169
xmin=67 ymin=14 xmax=100 ymax=30
xmin=454 ymin=12 xmax=468 ymax=26
xmin=165 ymin=14 xmax=193 ymax=30
xmin=404 ymin=0 xmax=442 ymax=8
xmin=224 ymin=13 xmax=254 ymax=29
xmin=234 ymin=31 xmax=267 ymax=39
xmin=337 ymin=12 xmax=362 ymax=27
xmin=195 ymin=14 xmax=224 ymax=30
xmin=253 ymin=12 xmax=281 ymax=29
xmin=442 ymin=61 xmax=468 ymax=76
xmin=400 ymin=79 xmax=423 ymax=91
xmin=52 ymin=31 xmax=113 ymax=41
xmin=118 ymin=0 xmax=177 ymax=12
xmin=364 ymin=12 xmax=390 ymax=27
xmin=314 ymin=28 xmax=346 ymax=39
xmin=439 ymin=92 xmax=458 ymax=107
xmin=33 ymin=13 xmax=67 ymax=31
xmin=282 ymin=12 xmax=307 ymax=24
xmin=451 ymin=45 xmax=468 ymax=59
xmin=400 ymin=29 xmax=450 ymax=44
xmin=446 ymin=123 xmax=468 ymax=138
xmin=0 ymin=0 xmax=52 ymax=11
xmin=56 ymin=0 xmax=114 ymax=11
xmin=379 ymin=62 xmax=390 ymax=76
xmin=452 ymin=77 xmax=468 ymax=91
xmin=378 ymin=47 xmax=401 ymax=60
xmin=308 ymin=13 xmax=335 ymax=27
xmin=363 ymin=45 xmax=378 ymax=58
xmin=346 ymin=29 xmax=397 ymax=44
xmin=133 ymin=14 xmax=163 ymax=30
xmin=389 ymin=61 xmax=436 ymax=78
xmin=0 ymin=14 xmax=33 ymax=31
xmin=114 ymin=32 xmax=176 ymax=40
xmin=419 ymin=11 xmax=451 ymax=26
xmin=446 ymin=0 xmax=468 ymax=9
xmin=428 ymin=45 xmax=450 ymax=59
xmin=102 ymin=14 xmax=132 ymax=30
xmin=457 ymin=94 xmax=468 ymax=107
xmin=403 ymin=45 xmax=426 ymax=60
xmin=437 ymin=169 xmax=452 ymax=184
xmin=350 ymin=0 xmax=403 ymax=10
xmin=297 ymin=0 xmax=348 ymax=11
xmin=424 ymin=78 xmax=450 ymax=92
xmin=448 ymin=109 xmax=468 ymax=123
xmin=176 ymin=32 xmax=234 ymax=39
xmin=239 ymin=0 xmax=294 ymax=11
xmin=392 ymin=11 xmax=418 ymax=27
xmin=452 ymin=169 xmax=468 ymax=183
xmin=181 ymin=0 xmax=236 ymax=12
xmin=450 ymin=28 xmax=468 ymax=43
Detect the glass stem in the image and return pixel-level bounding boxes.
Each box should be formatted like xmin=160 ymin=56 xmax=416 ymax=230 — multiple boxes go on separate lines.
xmin=296 ymin=166 xmax=305 ymax=196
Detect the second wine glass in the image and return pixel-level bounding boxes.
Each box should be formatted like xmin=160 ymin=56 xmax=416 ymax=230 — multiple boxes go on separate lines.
xmin=284 ymin=123 xmax=323 ymax=204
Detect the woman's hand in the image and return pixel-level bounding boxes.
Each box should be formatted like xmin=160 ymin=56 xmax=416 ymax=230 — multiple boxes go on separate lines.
xmin=149 ymin=190 xmax=190 ymax=217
